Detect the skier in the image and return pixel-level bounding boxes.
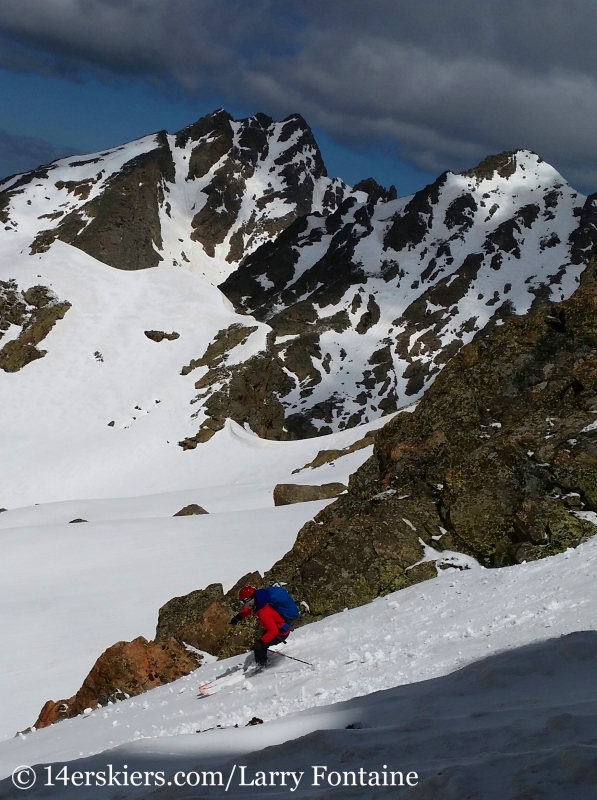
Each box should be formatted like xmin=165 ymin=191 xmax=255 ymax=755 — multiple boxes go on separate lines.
xmin=230 ymin=585 xmax=299 ymax=669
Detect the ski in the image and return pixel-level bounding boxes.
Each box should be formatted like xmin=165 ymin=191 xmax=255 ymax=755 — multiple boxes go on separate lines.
xmin=197 ymin=649 xmax=306 ymax=696
xmin=198 ymin=665 xmax=246 ymax=697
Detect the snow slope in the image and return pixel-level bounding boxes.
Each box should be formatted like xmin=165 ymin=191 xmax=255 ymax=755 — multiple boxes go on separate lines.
xmin=0 ymin=236 xmax=372 ymax=510
xmin=2 ymin=532 xmax=597 ymax=797
xmin=0 ymin=406 xmax=394 ymax=740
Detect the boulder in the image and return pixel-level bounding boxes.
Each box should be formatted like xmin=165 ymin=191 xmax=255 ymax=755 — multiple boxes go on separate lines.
xmin=173 ymin=504 xmax=208 ymax=516
xmin=155 ymin=573 xmax=264 ymax=658
xmin=144 ymin=330 xmax=180 ymax=342
xmin=273 ymin=482 xmax=347 ymax=506
xmin=31 ymin=636 xmax=199 ymax=730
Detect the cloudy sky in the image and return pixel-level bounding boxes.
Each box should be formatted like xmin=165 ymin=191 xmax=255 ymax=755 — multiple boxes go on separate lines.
xmin=0 ymin=0 xmax=596 ymax=194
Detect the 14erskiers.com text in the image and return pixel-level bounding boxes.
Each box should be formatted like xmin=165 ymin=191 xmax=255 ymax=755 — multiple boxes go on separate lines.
xmin=18 ymin=763 xmax=420 ymax=791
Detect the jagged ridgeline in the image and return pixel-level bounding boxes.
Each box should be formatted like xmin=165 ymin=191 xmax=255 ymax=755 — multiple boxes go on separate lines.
xmin=2 ymin=111 xmax=597 ymax=439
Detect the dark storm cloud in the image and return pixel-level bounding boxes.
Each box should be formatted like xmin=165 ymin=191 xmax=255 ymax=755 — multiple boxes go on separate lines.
xmin=1 ymin=0 xmax=597 ymax=187
xmin=0 ymin=128 xmax=78 ymax=180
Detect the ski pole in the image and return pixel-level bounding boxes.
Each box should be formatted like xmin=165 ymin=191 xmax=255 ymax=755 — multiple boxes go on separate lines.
xmin=275 ymin=651 xmax=314 ymax=667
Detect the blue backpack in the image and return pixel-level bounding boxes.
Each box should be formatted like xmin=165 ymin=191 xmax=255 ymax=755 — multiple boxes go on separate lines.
xmin=255 ymin=586 xmax=300 ymax=621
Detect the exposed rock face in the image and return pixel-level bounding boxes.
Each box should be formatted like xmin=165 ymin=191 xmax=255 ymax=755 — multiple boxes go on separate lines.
xmin=30 ymin=132 xmax=176 ymax=270
xmin=273 ymin=482 xmax=347 ymax=506
xmin=173 ymin=504 xmax=208 ymax=516
xmin=31 ymin=637 xmax=198 ymax=730
xmin=0 ymin=281 xmax=71 ymax=372
xmin=179 ymin=346 xmax=294 ymax=446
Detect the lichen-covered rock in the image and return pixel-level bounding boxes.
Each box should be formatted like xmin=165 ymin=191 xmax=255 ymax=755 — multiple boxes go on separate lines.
xmin=273 ymin=482 xmax=347 ymax=506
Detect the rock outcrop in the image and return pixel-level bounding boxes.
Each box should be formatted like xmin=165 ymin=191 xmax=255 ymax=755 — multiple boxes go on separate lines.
xmin=30 ymin=132 xmax=176 ymax=270
xmin=0 ymin=281 xmax=71 ymax=372
xmin=144 ymin=330 xmax=180 ymax=342
xmin=273 ymin=483 xmax=347 ymax=506
xmin=290 ymin=432 xmax=375 ymax=473
xmin=155 ymin=573 xmax=264 ymax=659
xmin=31 ymin=636 xmax=199 ymax=730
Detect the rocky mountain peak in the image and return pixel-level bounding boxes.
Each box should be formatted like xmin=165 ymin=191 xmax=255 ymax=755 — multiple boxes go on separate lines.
xmin=173 ymin=108 xmax=234 ymax=149
xmin=0 ymin=110 xmax=350 ymax=282
xmin=209 ymin=148 xmax=593 ymax=442
xmin=461 ymin=149 xmax=520 ymax=182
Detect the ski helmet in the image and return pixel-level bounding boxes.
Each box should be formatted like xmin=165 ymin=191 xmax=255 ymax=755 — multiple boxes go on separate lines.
xmin=238 ymin=585 xmax=256 ymax=602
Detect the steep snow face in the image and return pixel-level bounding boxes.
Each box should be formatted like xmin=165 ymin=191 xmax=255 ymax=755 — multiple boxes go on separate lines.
xmin=220 ymin=151 xmax=591 ymax=435
xmin=0 ymin=111 xmax=349 ymax=283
